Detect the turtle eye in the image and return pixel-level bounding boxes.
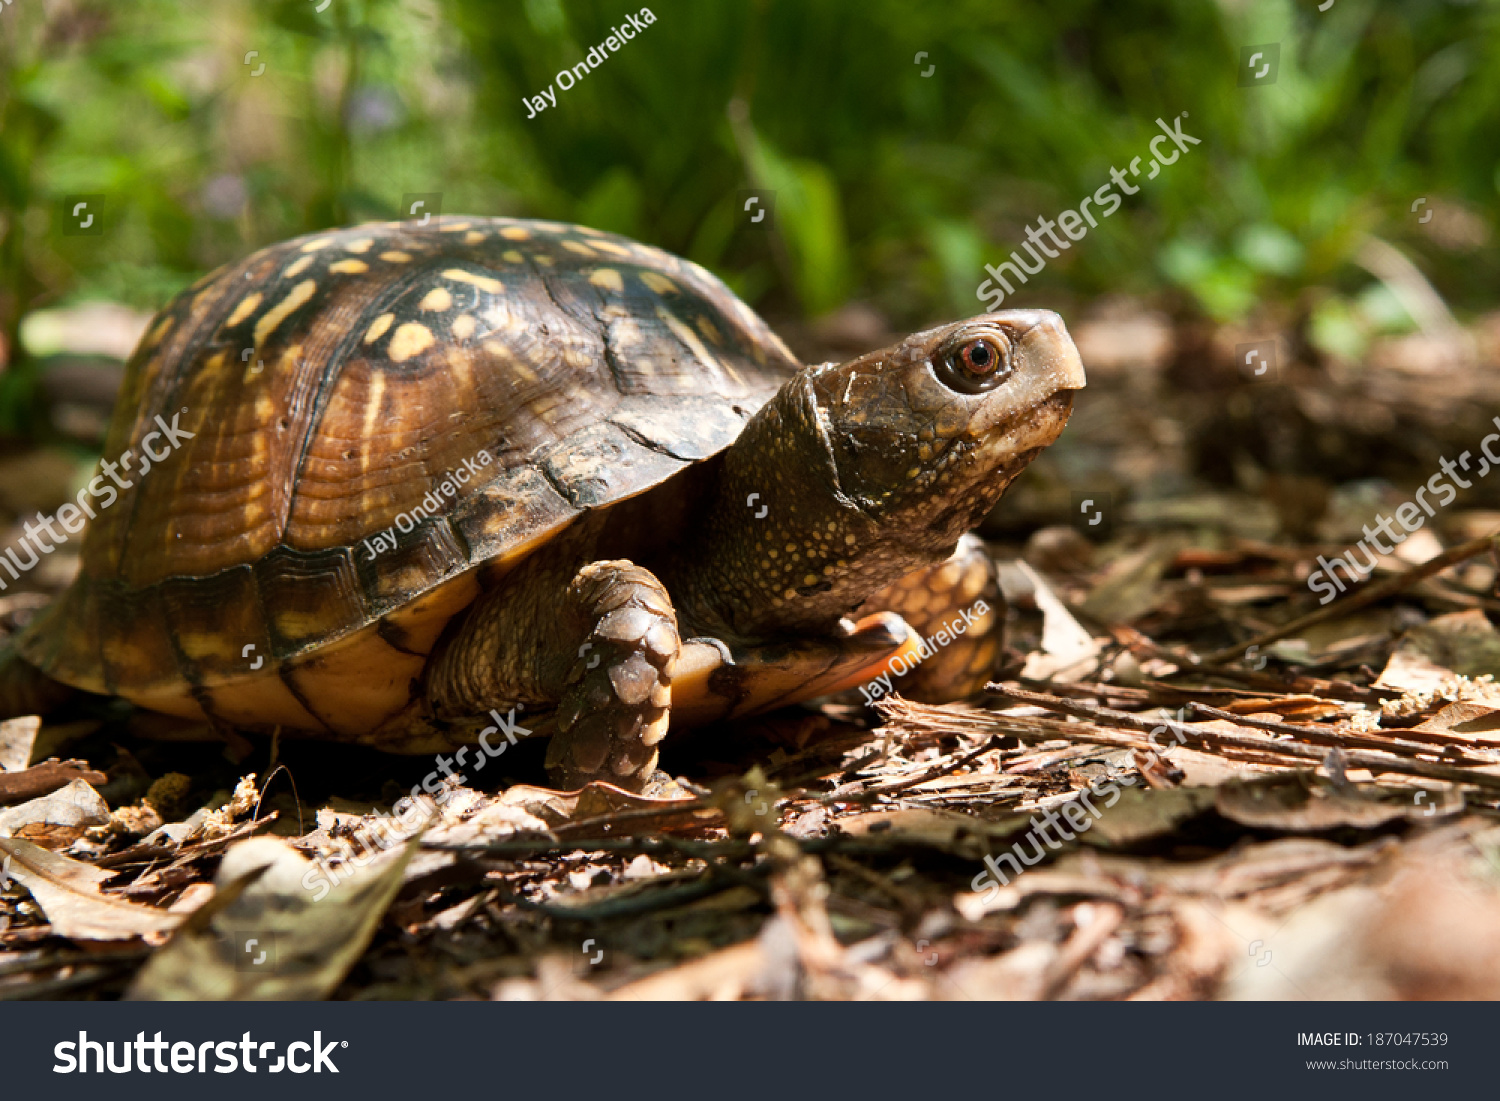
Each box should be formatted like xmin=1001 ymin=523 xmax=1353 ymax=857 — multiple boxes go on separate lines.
xmin=936 ymin=334 xmax=1012 ymax=394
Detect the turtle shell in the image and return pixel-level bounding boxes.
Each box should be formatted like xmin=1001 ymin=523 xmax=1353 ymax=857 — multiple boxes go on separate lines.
xmin=21 ymin=216 xmax=800 ymax=734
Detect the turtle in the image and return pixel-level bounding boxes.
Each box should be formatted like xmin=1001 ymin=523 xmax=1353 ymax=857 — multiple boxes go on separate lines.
xmin=0 ymin=215 xmax=1085 ymax=792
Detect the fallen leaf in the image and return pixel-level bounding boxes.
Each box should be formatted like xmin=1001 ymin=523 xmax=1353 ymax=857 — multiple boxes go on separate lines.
xmin=0 ymin=759 xmax=108 ymax=807
xmin=0 ymin=836 xmax=181 ymax=940
xmin=1214 ymin=775 xmax=1463 ymax=830
xmin=1381 ymin=609 xmax=1500 ymax=686
xmin=1010 ymin=561 xmax=1101 ymax=682
xmin=837 ymin=807 xmax=1030 ymax=857
xmin=1218 ymin=696 xmax=1344 ymax=722
xmin=0 ymin=715 xmax=40 ymax=771
xmin=1413 ymin=701 xmax=1500 ymax=746
xmin=0 ymin=778 xmax=111 ymax=835
xmin=1078 ymin=537 xmax=1186 ymax=625
xmin=1076 ymin=785 xmax=1217 ymax=846
xmin=127 ymin=834 xmax=416 ymax=1000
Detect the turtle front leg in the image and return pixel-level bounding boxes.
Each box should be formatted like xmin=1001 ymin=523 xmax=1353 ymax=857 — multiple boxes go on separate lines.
xmin=544 ymin=561 xmax=679 ymax=790
xmin=427 ymin=557 xmax=680 ymax=792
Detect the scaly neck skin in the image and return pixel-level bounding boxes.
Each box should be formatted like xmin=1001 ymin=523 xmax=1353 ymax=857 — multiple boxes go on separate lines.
xmin=667 ymin=374 xmax=944 ymax=643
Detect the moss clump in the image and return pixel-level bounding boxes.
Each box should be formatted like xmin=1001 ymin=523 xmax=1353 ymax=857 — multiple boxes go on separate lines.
xmin=143 ymin=772 xmax=193 ymax=821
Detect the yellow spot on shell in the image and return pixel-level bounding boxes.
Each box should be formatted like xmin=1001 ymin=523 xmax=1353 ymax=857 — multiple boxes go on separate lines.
xmin=300 ymin=237 xmax=335 ymax=252
xmin=419 ymin=287 xmax=454 ymax=311
xmin=344 ymin=238 xmax=374 ymax=254
xmin=381 ymin=251 xmax=412 ymax=263
xmin=254 ymin=279 xmax=318 ymax=346
xmin=389 ymin=323 xmax=435 ymax=362
xmin=803 ymin=574 xmax=819 ymax=587
xmin=364 ymin=313 xmax=394 ymax=344
xmin=452 ymin=315 xmax=477 ymax=339
xmin=562 ymin=240 xmax=598 ymax=257
xmin=463 ymin=230 xmax=486 ymax=245
xmin=284 ymin=255 xmax=315 ymax=278
xmin=143 ymin=314 xmax=174 ymax=349
xmin=440 ymin=222 xmax=473 ymax=232
xmin=589 ymin=238 xmax=632 ymax=258
xmin=696 ymin=316 xmax=723 ymax=344
xmin=656 ymin=306 xmax=721 ymax=373
xmin=362 ymin=372 xmax=386 ymax=451
xmin=535 ymin=255 xmax=555 ymax=267
xmin=500 ymin=227 xmax=531 ymax=241
xmin=330 ymin=259 xmax=368 ymax=274
xmin=442 ymin=269 xmax=503 ymax=294
xmin=502 ymin=250 xmax=524 ymax=263
xmin=639 ymin=271 xmax=679 ymax=295
xmin=588 ymin=268 xmax=624 ymax=292
xmin=226 ymin=293 xmax=263 ymax=328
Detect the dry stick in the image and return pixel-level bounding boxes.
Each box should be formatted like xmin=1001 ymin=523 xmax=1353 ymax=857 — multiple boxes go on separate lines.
xmin=1119 ymin=630 xmax=1401 ymax=703
xmin=1201 ymin=532 xmax=1500 ymax=665
xmin=0 ymin=759 xmax=108 ymax=806
xmin=822 ymin=735 xmax=1004 ymax=803
xmin=985 ymin=685 xmax=1500 ymax=794
xmin=1185 ymin=701 xmax=1494 ymax=764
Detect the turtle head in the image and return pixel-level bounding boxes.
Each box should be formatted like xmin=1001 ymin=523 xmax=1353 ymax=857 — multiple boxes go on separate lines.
xmin=806 ymin=309 xmax=1085 ymax=551
xmin=684 ymin=309 xmax=1084 ymax=639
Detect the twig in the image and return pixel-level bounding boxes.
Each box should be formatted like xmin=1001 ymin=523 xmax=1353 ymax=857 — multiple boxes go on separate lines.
xmin=822 ymin=734 xmax=1003 ymax=803
xmin=498 ymin=869 xmax=761 ymax=922
xmin=1185 ymin=702 xmax=1493 ymax=764
xmin=1201 ymin=532 xmax=1499 ymax=665
xmin=980 ymin=686 xmax=1500 ymax=793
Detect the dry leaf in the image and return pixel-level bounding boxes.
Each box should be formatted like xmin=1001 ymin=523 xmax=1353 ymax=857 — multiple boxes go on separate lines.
xmin=1214 ymin=775 xmax=1463 ymax=831
xmin=837 ymin=807 xmax=1030 ymax=857
xmin=1010 ymin=560 xmax=1101 ymax=681
xmin=0 ymin=715 xmax=40 ymax=771
xmin=0 ymin=778 xmax=110 ymax=834
xmin=1218 ymin=695 xmax=1344 ymax=722
xmin=1381 ymin=610 xmax=1500 ymax=687
xmin=0 ymin=759 xmax=108 ymax=807
xmin=126 ymin=834 xmax=416 ymax=1000
xmin=1078 ymin=537 xmax=1186 ymax=625
xmin=1076 ymin=785 xmax=1216 ymax=846
xmin=0 ymin=836 xmax=181 ymax=940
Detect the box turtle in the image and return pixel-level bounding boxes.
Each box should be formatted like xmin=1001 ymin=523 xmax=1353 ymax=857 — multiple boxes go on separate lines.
xmin=0 ymin=216 xmax=1085 ymax=792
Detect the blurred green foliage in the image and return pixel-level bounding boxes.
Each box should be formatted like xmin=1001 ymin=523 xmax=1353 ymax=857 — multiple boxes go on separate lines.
xmin=0 ymin=0 xmax=1496 ymax=434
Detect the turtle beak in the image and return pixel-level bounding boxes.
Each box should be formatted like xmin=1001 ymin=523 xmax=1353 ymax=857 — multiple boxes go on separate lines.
xmin=1004 ymin=309 xmax=1087 ymax=395
xmin=961 ymin=309 xmax=1084 ymax=440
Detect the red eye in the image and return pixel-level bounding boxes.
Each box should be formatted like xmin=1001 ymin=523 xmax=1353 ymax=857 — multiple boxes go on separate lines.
xmin=961 ymin=340 xmax=997 ymax=374
xmin=938 ymin=334 xmax=1012 ymax=393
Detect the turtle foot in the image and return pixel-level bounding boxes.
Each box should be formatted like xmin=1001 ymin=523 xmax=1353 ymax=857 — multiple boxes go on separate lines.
xmin=545 ymin=561 xmax=680 ymax=793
